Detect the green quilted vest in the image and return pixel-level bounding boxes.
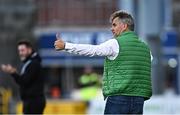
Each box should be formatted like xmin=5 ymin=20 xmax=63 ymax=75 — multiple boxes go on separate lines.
xmin=103 ymin=31 xmax=152 ymax=100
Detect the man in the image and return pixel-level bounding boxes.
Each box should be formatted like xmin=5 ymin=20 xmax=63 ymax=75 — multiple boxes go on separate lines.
xmin=1 ymin=40 xmax=46 ymax=114
xmin=54 ymin=10 xmax=152 ymax=114
xmin=78 ymin=66 xmax=100 ymax=101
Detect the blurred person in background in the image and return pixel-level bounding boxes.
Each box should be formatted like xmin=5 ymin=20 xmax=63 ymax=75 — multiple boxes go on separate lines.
xmin=54 ymin=10 xmax=152 ymax=114
xmin=78 ymin=66 xmax=101 ymax=101
xmin=1 ymin=40 xmax=46 ymax=114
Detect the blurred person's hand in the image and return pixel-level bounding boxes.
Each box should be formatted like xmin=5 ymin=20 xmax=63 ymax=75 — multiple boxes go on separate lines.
xmin=54 ymin=33 xmax=65 ymax=50
xmin=1 ymin=64 xmax=17 ymax=74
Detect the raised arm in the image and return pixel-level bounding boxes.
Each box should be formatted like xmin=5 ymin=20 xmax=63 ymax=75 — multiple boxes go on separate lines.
xmin=54 ymin=33 xmax=119 ymax=59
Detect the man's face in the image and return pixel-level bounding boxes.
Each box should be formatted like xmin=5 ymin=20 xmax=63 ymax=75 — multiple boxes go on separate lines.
xmin=111 ymin=17 xmax=127 ymax=37
xmin=18 ymin=45 xmax=32 ymax=61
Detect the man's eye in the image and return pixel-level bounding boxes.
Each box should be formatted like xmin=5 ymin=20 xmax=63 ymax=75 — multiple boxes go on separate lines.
xmin=113 ymin=24 xmax=116 ymax=26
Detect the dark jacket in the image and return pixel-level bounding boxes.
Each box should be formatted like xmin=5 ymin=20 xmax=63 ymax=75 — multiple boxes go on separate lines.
xmin=11 ymin=52 xmax=45 ymax=100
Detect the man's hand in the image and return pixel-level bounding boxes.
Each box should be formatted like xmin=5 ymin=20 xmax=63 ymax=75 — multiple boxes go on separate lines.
xmin=1 ymin=64 xmax=17 ymax=74
xmin=54 ymin=33 xmax=65 ymax=50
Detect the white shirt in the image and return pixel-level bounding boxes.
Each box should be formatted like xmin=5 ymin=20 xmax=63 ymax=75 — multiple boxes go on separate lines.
xmin=65 ymin=39 xmax=119 ymax=60
xmin=65 ymin=39 xmax=153 ymax=61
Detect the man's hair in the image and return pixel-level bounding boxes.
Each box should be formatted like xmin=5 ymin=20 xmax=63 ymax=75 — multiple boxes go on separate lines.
xmin=110 ymin=10 xmax=134 ymax=31
xmin=17 ymin=40 xmax=33 ymax=49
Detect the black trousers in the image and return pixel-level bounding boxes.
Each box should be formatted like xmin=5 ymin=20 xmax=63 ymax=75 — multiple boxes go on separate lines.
xmin=23 ymin=96 xmax=46 ymax=114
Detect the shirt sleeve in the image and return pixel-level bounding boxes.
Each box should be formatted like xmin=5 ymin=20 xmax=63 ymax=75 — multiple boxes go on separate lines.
xmin=64 ymin=39 xmax=119 ymax=60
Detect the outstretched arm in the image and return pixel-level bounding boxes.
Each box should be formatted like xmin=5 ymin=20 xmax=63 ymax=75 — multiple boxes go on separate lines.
xmin=11 ymin=61 xmax=41 ymax=86
xmin=0 ymin=64 xmax=20 ymax=83
xmin=1 ymin=62 xmax=41 ymax=86
xmin=54 ymin=33 xmax=119 ymax=59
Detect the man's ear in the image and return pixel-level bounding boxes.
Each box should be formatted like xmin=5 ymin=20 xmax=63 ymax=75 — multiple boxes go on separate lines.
xmin=28 ymin=48 xmax=33 ymax=54
xmin=123 ymin=24 xmax=128 ymax=30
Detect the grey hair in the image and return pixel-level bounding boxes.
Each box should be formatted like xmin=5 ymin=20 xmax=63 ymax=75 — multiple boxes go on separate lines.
xmin=110 ymin=10 xmax=134 ymax=31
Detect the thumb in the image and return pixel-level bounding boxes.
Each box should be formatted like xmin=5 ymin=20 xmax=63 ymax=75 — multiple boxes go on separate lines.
xmin=56 ymin=33 xmax=61 ymax=40
xmin=1 ymin=64 xmax=8 ymax=71
xmin=1 ymin=64 xmax=6 ymax=69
